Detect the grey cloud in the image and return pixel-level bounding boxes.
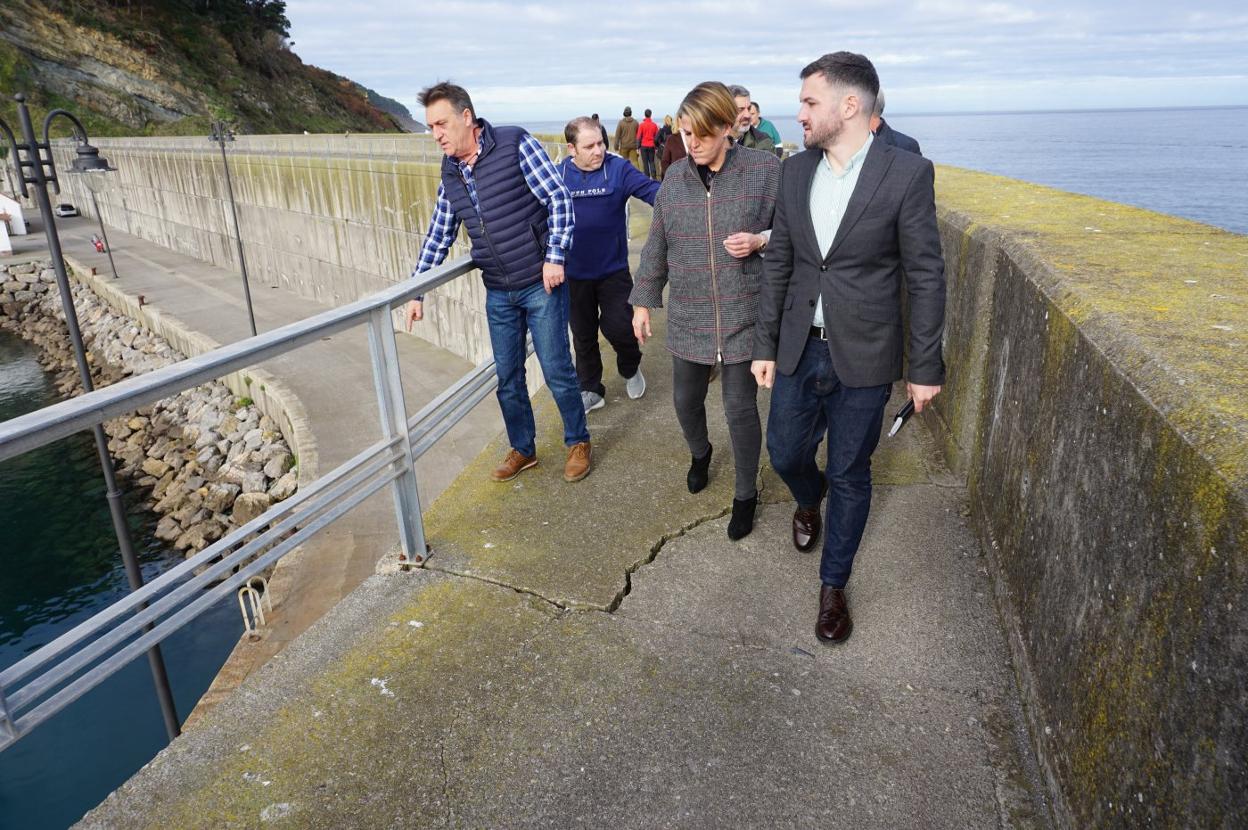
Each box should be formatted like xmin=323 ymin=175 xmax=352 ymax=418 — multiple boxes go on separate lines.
xmin=285 ymin=0 xmax=1248 ymax=117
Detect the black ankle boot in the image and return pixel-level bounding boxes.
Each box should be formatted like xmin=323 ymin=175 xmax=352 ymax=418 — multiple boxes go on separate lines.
xmin=687 ymin=445 xmax=712 ymax=494
xmin=727 ymin=494 xmax=758 ymax=540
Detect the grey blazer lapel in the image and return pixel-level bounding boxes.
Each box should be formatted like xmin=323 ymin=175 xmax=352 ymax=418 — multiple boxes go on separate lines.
xmin=790 ymin=150 xmax=824 ymax=263
xmin=824 ymin=140 xmax=895 ymax=263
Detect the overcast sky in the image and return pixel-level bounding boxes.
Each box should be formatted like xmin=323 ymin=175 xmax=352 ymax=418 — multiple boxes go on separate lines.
xmin=285 ymin=1 xmax=1248 ymax=122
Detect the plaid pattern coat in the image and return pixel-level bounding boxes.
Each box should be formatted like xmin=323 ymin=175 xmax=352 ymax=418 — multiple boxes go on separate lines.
xmin=630 ymin=145 xmax=781 ymax=365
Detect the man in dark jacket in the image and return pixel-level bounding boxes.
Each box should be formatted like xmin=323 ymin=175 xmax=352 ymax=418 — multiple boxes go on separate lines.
xmin=730 ymin=84 xmax=776 ymax=152
xmin=614 ymin=107 xmax=640 ymax=169
xmin=406 ymin=82 xmax=592 ymax=484
xmin=870 ymin=90 xmax=922 ymax=155
xmin=753 ymin=53 xmax=945 ymax=644
xmin=559 ymin=116 xmax=660 ymax=414
xmin=591 ymin=113 xmax=610 ymax=151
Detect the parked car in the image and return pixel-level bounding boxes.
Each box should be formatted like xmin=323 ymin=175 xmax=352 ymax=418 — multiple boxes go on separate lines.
xmin=53 ymin=203 xmax=78 ymax=218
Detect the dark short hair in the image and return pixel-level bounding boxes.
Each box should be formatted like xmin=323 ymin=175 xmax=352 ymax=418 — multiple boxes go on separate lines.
xmin=623 ymin=106 xmax=632 ymax=117
xmin=564 ymin=116 xmax=599 ymax=145
xmin=592 ymin=113 xmax=600 ymax=119
xmin=644 ymin=108 xmax=652 ymax=117
xmin=418 ymin=81 xmax=475 ymax=119
xmin=750 ymin=101 xmax=761 ymax=113
xmin=800 ymin=52 xmax=879 ymax=113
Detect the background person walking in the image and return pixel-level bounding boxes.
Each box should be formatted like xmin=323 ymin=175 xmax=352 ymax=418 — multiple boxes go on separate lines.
xmin=637 ymin=108 xmax=660 ymax=179
xmin=614 ymin=106 xmax=640 ymax=169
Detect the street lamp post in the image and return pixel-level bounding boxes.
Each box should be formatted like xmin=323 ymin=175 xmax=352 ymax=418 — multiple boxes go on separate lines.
xmin=209 ymin=121 xmax=257 ymax=337
xmin=86 ymin=184 xmax=120 ymax=280
xmin=0 ymin=93 xmax=181 ymax=742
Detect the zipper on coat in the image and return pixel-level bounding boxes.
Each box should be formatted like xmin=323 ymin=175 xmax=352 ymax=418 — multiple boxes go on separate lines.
xmin=706 ymin=185 xmax=723 ymax=364
xmin=463 ymin=169 xmax=511 ymax=291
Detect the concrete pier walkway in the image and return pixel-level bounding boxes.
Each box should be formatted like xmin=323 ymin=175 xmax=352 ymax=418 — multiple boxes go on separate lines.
xmin=72 ymin=274 xmax=1052 ymax=826
xmin=11 ymin=206 xmax=1050 ymax=827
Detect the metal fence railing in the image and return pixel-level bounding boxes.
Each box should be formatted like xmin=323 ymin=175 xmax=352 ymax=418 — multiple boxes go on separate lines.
xmin=0 ymin=254 xmax=501 ymax=752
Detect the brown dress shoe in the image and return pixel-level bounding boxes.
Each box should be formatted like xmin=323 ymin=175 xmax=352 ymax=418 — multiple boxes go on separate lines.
xmin=491 ymin=449 xmax=537 ymax=482
xmin=792 ymin=507 xmax=821 ymax=552
xmin=564 ymin=441 xmax=592 ymax=482
xmin=816 ymin=586 xmax=853 ymax=643
xmin=794 ymin=477 xmax=828 ymax=551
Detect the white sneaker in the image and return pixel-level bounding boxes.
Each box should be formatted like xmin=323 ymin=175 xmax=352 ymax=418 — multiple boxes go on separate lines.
xmin=581 ymin=390 xmax=605 ymax=414
xmin=625 ymin=368 xmax=646 ymax=400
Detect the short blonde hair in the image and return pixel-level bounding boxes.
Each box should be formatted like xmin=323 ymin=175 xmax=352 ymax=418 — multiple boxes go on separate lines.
xmin=676 ymin=82 xmax=737 ymax=139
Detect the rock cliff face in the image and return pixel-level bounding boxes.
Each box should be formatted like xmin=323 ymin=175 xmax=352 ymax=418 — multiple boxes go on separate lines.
xmin=0 ymin=3 xmax=410 ymax=137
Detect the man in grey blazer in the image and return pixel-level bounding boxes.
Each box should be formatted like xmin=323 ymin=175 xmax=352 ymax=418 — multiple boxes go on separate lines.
xmin=752 ymin=52 xmax=946 ymax=644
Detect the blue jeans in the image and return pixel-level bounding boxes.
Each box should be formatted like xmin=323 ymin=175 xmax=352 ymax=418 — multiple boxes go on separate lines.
xmin=767 ymin=337 xmax=890 ymax=588
xmin=485 ymin=281 xmax=590 ymax=458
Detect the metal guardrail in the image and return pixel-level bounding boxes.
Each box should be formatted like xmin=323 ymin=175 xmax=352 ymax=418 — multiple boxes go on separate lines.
xmin=0 ymin=254 xmax=502 ymax=752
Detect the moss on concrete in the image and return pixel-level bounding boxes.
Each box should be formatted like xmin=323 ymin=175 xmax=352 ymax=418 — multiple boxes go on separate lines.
xmin=936 ymin=166 xmax=1248 ymax=493
xmin=146 ymin=577 xmax=561 ymax=829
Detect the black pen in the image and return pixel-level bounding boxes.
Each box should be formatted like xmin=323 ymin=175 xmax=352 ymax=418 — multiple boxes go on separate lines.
xmin=887 ymin=399 xmax=915 ymax=438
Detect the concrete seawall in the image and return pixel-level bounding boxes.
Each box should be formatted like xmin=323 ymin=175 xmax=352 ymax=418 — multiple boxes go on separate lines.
xmin=52 ymin=133 xmax=562 ymax=373
xmin=931 ymin=168 xmax=1247 ymax=827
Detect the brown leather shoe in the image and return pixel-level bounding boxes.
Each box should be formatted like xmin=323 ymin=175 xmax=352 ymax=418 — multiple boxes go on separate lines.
xmin=491 ymin=449 xmax=537 ymax=482
xmin=564 ymin=441 xmax=592 ymax=482
xmin=793 ymin=478 xmax=827 ymax=552
xmin=816 ymin=586 xmax=853 ymax=643
xmin=793 ymin=507 xmax=821 ymax=552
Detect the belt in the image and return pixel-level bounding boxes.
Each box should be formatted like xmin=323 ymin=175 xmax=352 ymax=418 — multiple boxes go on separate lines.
xmin=809 ymin=326 xmax=828 ymax=341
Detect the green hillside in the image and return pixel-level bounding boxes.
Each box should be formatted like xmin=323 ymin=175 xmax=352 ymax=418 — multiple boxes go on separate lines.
xmin=0 ymin=1 xmax=410 ymax=140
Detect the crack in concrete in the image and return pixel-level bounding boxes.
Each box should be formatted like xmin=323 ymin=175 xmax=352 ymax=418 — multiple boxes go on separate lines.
xmin=420 ymin=506 xmax=741 ymax=619
xmin=606 ymin=506 xmax=733 ymax=613
xmin=421 ymin=564 xmax=577 ymax=612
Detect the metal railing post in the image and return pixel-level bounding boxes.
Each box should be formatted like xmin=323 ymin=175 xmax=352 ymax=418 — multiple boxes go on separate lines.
xmin=365 ymin=306 xmax=426 ymax=566
xmin=0 ymin=686 xmax=15 ymax=743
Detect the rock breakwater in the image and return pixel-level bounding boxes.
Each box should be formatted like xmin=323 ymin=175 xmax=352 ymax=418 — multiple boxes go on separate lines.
xmin=0 ymin=259 xmax=297 ymax=553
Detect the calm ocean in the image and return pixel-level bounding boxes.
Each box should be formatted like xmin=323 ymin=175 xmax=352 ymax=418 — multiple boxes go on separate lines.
xmin=525 ymin=106 xmax=1248 ymax=235
xmin=0 ymin=331 xmax=242 ymax=830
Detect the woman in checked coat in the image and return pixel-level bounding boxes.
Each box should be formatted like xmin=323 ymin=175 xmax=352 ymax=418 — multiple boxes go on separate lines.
xmin=630 ymin=81 xmax=781 ymax=540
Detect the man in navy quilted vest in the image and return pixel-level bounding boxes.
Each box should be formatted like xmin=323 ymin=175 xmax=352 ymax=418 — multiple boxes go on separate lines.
xmin=405 ymin=81 xmax=593 ymax=483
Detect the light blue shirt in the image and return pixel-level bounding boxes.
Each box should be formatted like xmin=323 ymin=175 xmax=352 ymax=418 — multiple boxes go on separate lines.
xmin=809 ymin=132 xmax=873 ymax=328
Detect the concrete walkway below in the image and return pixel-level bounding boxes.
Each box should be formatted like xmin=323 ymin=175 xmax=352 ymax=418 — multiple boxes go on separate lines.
xmin=77 ymin=287 xmax=1053 ymax=827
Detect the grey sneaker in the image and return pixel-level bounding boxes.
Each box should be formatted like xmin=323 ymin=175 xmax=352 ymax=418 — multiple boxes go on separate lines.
xmin=625 ymin=368 xmax=646 ymax=399
xmin=581 ymin=390 xmax=605 ymax=414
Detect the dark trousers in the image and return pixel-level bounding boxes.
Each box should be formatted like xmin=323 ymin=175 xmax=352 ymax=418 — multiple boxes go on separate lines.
xmin=568 ymin=270 xmax=642 ymax=397
xmin=672 ymin=357 xmax=760 ymax=500
xmin=640 ymin=146 xmax=657 ymax=179
xmin=767 ymin=336 xmax=890 ymax=588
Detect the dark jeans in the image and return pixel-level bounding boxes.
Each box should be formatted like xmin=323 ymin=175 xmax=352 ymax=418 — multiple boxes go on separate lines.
xmin=672 ymin=357 xmax=760 ymax=500
xmin=485 ymin=281 xmax=590 ymax=458
xmin=568 ymin=270 xmax=642 ymax=397
xmin=640 ymin=146 xmax=657 ymax=179
xmin=767 ymin=337 xmax=890 ymax=588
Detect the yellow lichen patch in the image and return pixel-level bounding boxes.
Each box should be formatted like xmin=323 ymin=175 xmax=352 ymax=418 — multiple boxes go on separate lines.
xmin=149 ymin=577 xmax=561 ymax=829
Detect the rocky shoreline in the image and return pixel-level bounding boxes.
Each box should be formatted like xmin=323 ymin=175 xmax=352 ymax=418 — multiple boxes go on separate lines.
xmin=1 ymin=259 xmax=297 ymax=554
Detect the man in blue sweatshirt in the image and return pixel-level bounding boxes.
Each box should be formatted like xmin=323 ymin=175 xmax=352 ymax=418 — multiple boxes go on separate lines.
xmin=559 ymin=116 xmax=660 ymax=413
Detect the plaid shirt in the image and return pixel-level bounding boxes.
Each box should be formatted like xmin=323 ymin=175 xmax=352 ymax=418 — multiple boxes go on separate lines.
xmin=412 ymin=132 xmax=573 ymax=284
